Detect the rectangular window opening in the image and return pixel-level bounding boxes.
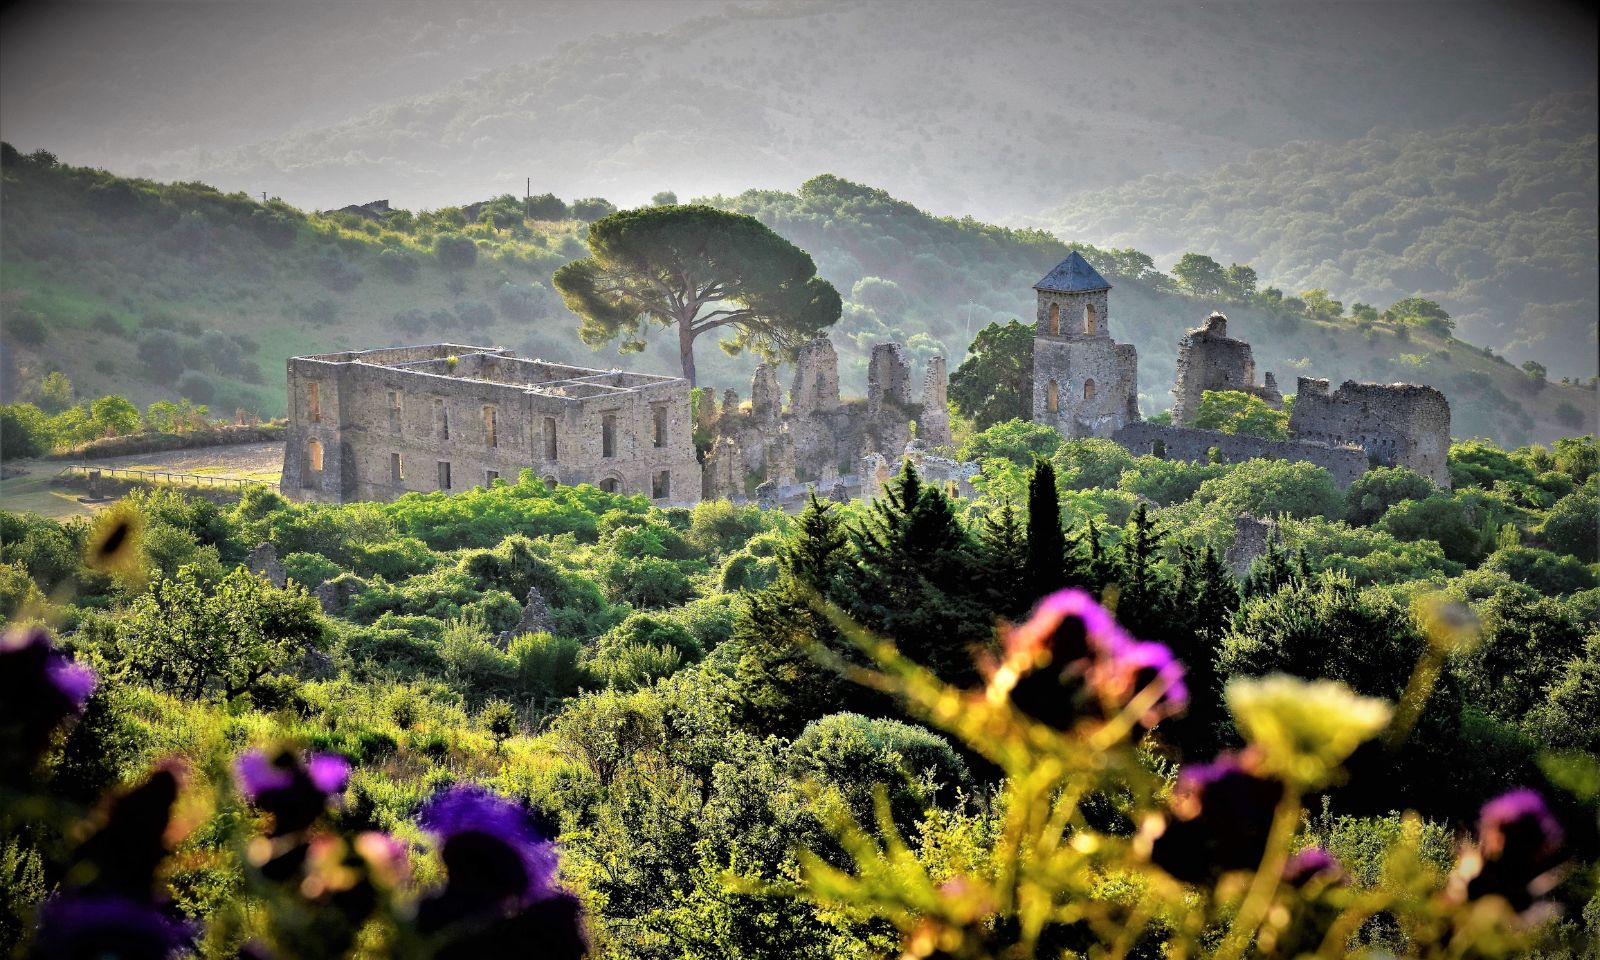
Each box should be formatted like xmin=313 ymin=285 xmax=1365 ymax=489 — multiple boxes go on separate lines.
xmin=602 ymin=414 xmax=617 ymax=459
xmin=388 ymin=390 xmax=402 ymax=433
xmin=543 ymin=417 xmax=558 ymax=461
xmin=652 ymin=470 xmax=671 ymax=499
xmin=437 ymin=460 xmax=452 ymax=491
xmin=483 ymin=405 xmax=497 ymax=448
xmin=390 ymin=452 xmax=404 ymax=485
xmin=485 ymin=469 xmax=500 ymax=486
xmin=307 ymin=381 xmax=322 ymax=423
xmin=435 ymin=399 xmax=449 ymax=440
xmin=651 ymin=404 xmax=668 ymax=448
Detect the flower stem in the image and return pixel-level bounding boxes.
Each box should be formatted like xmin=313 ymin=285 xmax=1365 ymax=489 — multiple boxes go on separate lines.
xmin=1216 ymin=787 xmax=1301 ymax=960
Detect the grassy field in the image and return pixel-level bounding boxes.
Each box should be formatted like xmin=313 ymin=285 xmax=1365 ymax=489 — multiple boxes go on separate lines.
xmin=1 ymin=442 xmax=283 ymax=519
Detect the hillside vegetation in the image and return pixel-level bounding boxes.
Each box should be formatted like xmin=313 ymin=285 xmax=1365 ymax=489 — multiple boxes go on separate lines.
xmin=2 ymin=150 xmax=1592 ymax=449
xmin=1042 ymin=89 xmax=1599 ymax=379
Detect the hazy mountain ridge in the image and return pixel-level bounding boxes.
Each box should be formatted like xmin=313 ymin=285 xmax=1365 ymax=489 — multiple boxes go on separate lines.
xmin=2 ymin=155 xmax=1590 ymax=451
xmin=1039 ymin=88 xmax=1600 ymax=378
xmin=137 ymin=1 xmax=1596 ymax=221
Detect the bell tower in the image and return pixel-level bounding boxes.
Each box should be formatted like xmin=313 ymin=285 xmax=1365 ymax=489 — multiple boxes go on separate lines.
xmin=1031 ymin=252 xmax=1140 ymax=438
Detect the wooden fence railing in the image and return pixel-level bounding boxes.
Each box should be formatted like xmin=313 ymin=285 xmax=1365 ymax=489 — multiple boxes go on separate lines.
xmin=55 ymin=464 xmax=276 ymax=491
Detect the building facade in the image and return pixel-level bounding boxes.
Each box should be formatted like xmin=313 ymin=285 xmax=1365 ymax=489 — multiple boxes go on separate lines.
xmin=280 ymin=344 xmax=700 ymax=504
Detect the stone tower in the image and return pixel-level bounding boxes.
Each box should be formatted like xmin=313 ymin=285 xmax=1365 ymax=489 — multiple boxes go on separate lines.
xmin=1031 ymin=251 xmax=1140 ymax=438
xmin=1170 ymin=311 xmax=1282 ymax=425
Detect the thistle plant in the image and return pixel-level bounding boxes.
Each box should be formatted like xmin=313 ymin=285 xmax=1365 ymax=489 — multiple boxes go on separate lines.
xmin=797 ymin=588 xmax=1577 ymax=959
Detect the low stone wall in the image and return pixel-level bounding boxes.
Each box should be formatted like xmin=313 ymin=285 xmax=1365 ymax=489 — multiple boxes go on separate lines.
xmin=46 ymin=423 xmax=286 ymax=461
xmin=1113 ymin=422 xmax=1369 ymax=487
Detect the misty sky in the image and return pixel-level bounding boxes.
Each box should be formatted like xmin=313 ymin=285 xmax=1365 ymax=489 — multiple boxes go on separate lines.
xmin=3 ymin=0 xmax=1594 ymax=218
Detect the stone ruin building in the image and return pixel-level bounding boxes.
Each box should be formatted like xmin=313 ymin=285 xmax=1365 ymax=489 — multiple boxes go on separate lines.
xmin=280 ymin=344 xmax=700 ymax=504
xmin=702 ymin=337 xmax=954 ymax=508
xmin=1169 ymin=311 xmax=1282 ymax=424
xmin=1027 ymin=253 xmax=1451 ymax=488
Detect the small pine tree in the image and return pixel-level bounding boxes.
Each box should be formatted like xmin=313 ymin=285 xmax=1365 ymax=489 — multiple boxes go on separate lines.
xmin=1116 ymin=504 xmax=1168 ymax=635
xmin=732 ymin=495 xmax=860 ymax=735
xmin=978 ymin=498 xmax=1030 ymax=618
xmin=851 ymin=462 xmax=987 ymax=686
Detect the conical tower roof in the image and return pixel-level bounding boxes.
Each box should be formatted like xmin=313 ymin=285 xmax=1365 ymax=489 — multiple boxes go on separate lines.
xmin=1034 ymin=251 xmax=1112 ymax=294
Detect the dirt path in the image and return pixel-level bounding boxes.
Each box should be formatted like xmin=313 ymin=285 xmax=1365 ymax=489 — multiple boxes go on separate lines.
xmin=1 ymin=442 xmax=285 ymax=519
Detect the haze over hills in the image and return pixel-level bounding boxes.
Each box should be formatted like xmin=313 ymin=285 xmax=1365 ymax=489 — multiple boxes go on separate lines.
xmin=5 ymin=1 xmax=1591 ymax=222
xmin=1039 ymin=89 xmax=1600 ymax=379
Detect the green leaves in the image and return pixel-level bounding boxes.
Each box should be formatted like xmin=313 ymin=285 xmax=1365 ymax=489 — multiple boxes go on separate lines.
xmin=553 ymin=205 xmax=841 ymax=383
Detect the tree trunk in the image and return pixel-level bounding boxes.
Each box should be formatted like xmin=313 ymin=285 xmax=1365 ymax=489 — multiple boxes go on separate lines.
xmin=677 ymin=317 xmax=698 ymax=387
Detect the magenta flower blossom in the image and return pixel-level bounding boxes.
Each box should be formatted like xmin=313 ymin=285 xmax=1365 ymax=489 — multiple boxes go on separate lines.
xmin=1 ymin=626 xmax=95 ymax=782
xmin=236 ymin=748 xmax=350 ymax=838
xmin=994 ymin=589 xmax=1187 ymax=730
xmin=33 ymin=894 xmax=191 ymax=960
xmin=416 ymin=785 xmax=587 ymax=959
xmin=1284 ymin=847 xmax=1345 ymax=887
xmin=1464 ymin=788 xmax=1566 ymax=911
xmin=1087 ymin=639 xmax=1189 ymax=728
xmin=1150 ymin=755 xmax=1284 ymax=884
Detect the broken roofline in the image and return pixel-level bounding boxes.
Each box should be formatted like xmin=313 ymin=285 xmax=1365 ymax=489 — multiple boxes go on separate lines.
xmin=289 ymin=343 xmax=684 ymax=399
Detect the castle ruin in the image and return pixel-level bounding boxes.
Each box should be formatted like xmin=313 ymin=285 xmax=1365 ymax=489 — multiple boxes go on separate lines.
xmin=1027 ymin=253 xmax=1451 ymax=488
xmin=281 ymin=344 xmax=700 ymax=504
xmin=704 ymin=338 xmax=953 ymax=506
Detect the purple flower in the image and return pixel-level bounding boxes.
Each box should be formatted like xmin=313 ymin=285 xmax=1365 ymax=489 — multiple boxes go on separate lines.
xmin=0 ymin=626 xmax=95 ymax=782
xmin=1463 ymin=788 xmax=1566 ymax=911
xmin=1284 ymin=847 xmax=1345 ymax=887
xmin=416 ymin=785 xmax=587 ymax=958
xmin=992 ymin=590 xmax=1188 ymax=730
xmin=992 ymin=589 xmax=1134 ymax=729
xmin=1087 ymin=639 xmax=1189 ymax=728
xmin=33 ymin=893 xmax=191 ymax=960
xmin=235 ymin=748 xmax=349 ymax=838
xmin=1149 ymin=755 xmax=1284 ymax=884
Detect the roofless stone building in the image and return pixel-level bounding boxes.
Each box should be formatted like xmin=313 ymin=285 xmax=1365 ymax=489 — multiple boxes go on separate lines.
xmin=280 ymin=344 xmax=699 ymax=504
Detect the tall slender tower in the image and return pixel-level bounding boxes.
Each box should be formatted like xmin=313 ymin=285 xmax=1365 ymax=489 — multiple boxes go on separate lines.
xmin=1031 ymin=251 xmax=1140 ymax=438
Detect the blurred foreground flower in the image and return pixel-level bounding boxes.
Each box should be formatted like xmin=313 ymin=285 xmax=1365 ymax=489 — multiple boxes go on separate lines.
xmin=987 ymin=589 xmax=1186 ymax=730
xmin=83 ymin=501 xmax=146 ymax=585
xmin=1 ymin=626 xmax=95 ymax=784
xmin=236 ymin=749 xmax=350 ymax=838
xmin=31 ymin=894 xmax=191 ymax=960
xmin=1148 ymin=754 xmax=1284 ymax=884
xmin=1226 ymin=675 xmax=1391 ymax=789
xmin=416 ymin=785 xmax=588 ymax=959
xmin=1455 ymin=788 xmax=1567 ymax=915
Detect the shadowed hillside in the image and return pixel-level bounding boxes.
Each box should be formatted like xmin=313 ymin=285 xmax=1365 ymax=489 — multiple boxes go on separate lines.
xmin=1038 ymin=89 xmax=1599 ymax=379
xmin=1 ymin=153 xmax=1591 ymax=449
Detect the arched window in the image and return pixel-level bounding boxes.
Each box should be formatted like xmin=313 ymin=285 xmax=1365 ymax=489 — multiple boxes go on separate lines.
xmin=1048 ymin=302 xmax=1060 ymax=336
xmin=1083 ymin=378 xmax=1096 ymax=401
xmin=1047 ymin=379 xmax=1059 ymax=412
xmin=1084 ymin=302 xmax=1097 ymax=335
xmin=303 ymin=440 xmax=323 ymax=488
xmin=599 ymin=477 xmax=621 ymax=494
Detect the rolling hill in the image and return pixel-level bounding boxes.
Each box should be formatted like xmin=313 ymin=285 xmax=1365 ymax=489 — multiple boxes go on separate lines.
xmin=1038 ymin=89 xmax=1599 ymax=379
xmin=0 ymin=151 xmax=1592 ymax=451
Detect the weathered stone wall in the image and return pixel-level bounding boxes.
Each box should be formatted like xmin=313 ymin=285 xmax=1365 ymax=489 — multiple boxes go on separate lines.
xmin=703 ymin=337 xmax=953 ymax=499
xmin=1113 ymin=421 xmax=1370 ymax=488
xmin=282 ymin=345 xmax=699 ymax=504
xmin=1170 ymin=312 xmax=1282 ymax=424
xmin=1288 ymin=379 xmax=1452 ymax=487
xmin=1033 ymin=337 xmax=1140 ymax=439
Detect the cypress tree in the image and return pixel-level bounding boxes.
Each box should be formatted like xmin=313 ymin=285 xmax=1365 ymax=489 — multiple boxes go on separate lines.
xmin=1024 ymin=459 xmax=1066 ymax=606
